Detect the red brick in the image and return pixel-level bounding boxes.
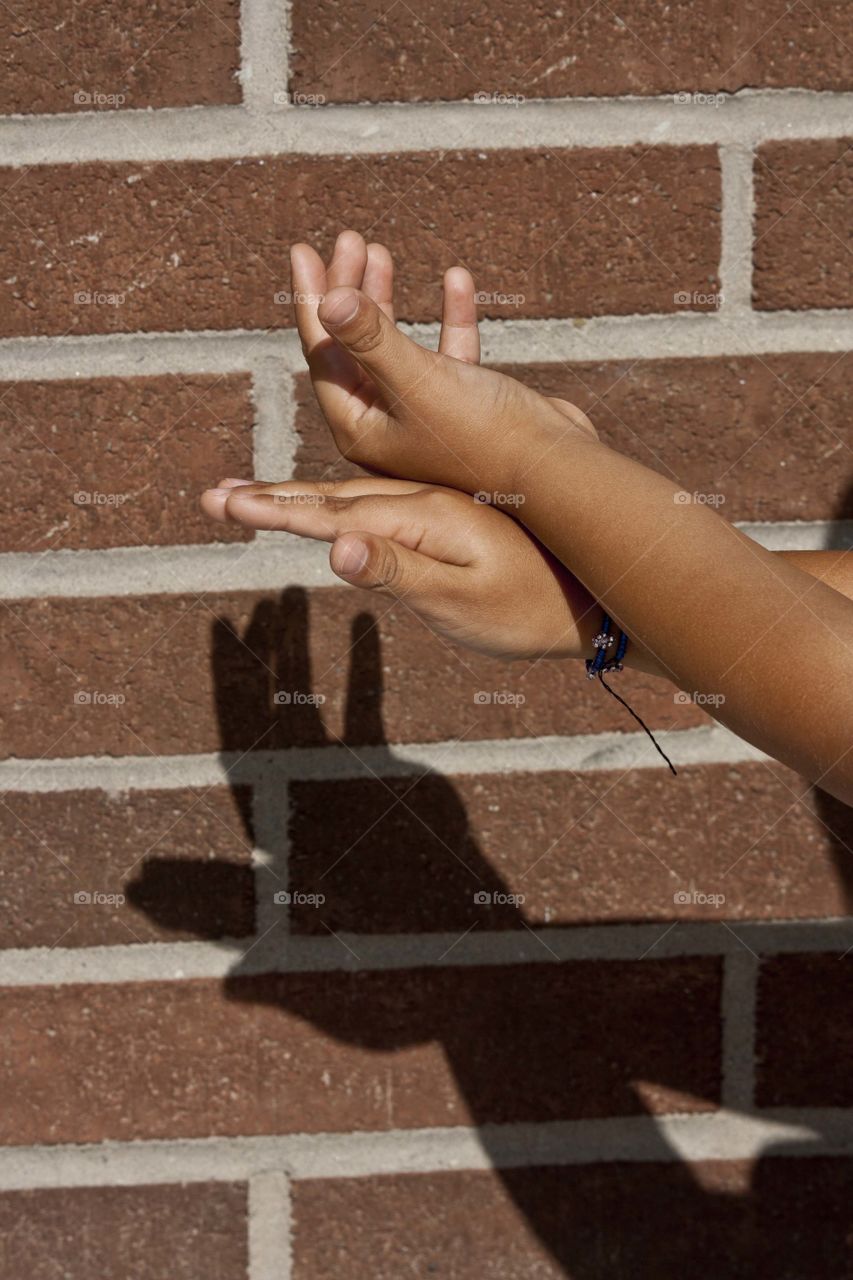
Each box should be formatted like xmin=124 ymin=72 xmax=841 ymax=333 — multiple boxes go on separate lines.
xmin=295 ymin=351 xmax=853 ymax=523
xmin=0 ymin=148 xmax=720 ymax=337
xmin=0 ymin=0 xmax=241 ymax=115
xmin=0 ymin=1182 xmax=248 ymax=1280
xmin=290 ymin=1 xmax=853 ymax=103
xmin=286 ymin=763 xmax=853 ymax=933
xmin=754 ymin=140 xmax=853 ymax=311
xmin=292 ymin=1158 xmax=853 ymax=1278
xmin=0 ymin=959 xmax=721 ymax=1143
xmin=0 ymin=786 xmax=254 ymax=948
xmin=1 ymin=374 xmax=253 ymax=552
xmin=756 ymin=953 xmax=853 ymax=1107
xmin=0 ymin=587 xmax=704 ymax=759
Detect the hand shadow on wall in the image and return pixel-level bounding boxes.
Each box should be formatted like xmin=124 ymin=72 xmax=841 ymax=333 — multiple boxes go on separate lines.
xmin=127 ymin=580 xmax=853 ymax=1278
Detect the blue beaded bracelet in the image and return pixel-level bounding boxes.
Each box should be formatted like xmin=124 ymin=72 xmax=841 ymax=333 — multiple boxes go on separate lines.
xmin=585 ymin=612 xmax=628 ymax=678
xmin=585 ymin=610 xmax=677 ymax=776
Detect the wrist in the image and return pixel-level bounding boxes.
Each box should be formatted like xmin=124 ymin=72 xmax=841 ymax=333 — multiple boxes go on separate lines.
xmin=510 ymin=413 xmax=602 ymax=505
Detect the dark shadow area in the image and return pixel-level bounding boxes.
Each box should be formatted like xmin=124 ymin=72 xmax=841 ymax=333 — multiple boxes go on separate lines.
xmin=125 ymin=583 xmax=853 ymax=1277
xmin=817 ymin=475 xmax=853 ymax=906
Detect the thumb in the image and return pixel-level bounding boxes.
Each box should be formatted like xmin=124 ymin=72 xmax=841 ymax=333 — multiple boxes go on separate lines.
xmin=330 ymin=531 xmax=447 ymax=599
xmin=318 ymin=286 xmax=430 ymax=406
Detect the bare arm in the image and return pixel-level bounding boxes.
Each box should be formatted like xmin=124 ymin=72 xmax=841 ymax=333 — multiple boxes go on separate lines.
xmin=517 ymin=430 xmax=853 ymax=802
xmin=284 ymin=234 xmax=853 ymax=804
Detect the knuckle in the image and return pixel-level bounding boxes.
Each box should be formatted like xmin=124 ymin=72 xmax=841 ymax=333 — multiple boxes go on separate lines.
xmin=346 ymin=314 xmax=385 ymax=356
xmin=419 ymin=489 xmax=460 ymax=519
xmin=373 ymin=543 xmax=402 ymax=590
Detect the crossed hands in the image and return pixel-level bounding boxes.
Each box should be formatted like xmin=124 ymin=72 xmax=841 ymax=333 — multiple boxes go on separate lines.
xmin=201 ymin=230 xmax=601 ymax=662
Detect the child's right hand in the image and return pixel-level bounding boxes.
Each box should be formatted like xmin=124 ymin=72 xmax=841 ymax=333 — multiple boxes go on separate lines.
xmin=290 ymin=231 xmax=598 ymax=499
xmin=201 ymin=476 xmax=600 ymax=662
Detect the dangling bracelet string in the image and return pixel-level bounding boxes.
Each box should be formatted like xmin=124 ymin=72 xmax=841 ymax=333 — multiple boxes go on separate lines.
xmin=585 ymin=612 xmax=677 ymax=777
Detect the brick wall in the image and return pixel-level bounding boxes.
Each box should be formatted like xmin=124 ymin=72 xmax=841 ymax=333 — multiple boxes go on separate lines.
xmin=1 ymin=3 xmax=852 ymax=1277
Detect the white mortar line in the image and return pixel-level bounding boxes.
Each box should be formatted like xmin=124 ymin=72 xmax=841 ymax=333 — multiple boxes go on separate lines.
xmin=0 ymin=1110 xmax=850 ymax=1189
xmin=251 ymin=365 xmax=298 ymax=479
xmin=0 ymin=520 xmax=847 ymax=599
xmin=0 ymin=918 xmax=851 ymax=987
xmin=240 ymin=0 xmax=291 ymax=115
xmin=1 ymin=311 xmax=852 ymax=383
xmin=1 ymin=90 xmax=851 ymax=167
xmin=720 ymin=950 xmax=758 ymax=1111
xmin=248 ymin=1171 xmax=292 ymax=1280
xmin=0 ymin=724 xmax=769 ymax=792
xmin=718 ymin=144 xmax=755 ymax=314
xmin=0 ymin=536 xmax=337 ymax=599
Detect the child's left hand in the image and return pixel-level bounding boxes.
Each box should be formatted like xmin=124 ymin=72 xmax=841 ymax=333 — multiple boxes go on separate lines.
xmin=288 ymin=230 xmax=597 ymax=499
xmin=200 ymin=476 xmax=598 ymax=662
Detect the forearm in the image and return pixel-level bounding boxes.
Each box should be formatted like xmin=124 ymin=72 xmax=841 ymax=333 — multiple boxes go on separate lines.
xmin=621 ymin=551 xmax=853 ymax=678
xmin=519 ymin=431 xmax=853 ymax=802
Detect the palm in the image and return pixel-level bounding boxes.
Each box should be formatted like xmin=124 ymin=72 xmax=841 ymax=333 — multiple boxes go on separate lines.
xmin=293 ymin=237 xmax=594 ymax=488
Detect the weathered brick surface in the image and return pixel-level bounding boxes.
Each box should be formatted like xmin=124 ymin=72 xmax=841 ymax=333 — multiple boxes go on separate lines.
xmin=0 ymin=786 xmax=254 ymax=948
xmin=0 ymin=1182 xmax=248 ymax=1280
xmin=296 ymin=352 xmax=853 ymax=522
xmin=0 ymin=0 xmax=241 ymax=115
xmin=756 ymin=953 xmax=853 ymax=1107
xmin=1 ymin=375 xmax=254 ymax=552
xmin=291 ymin=0 xmax=853 ymax=103
xmin=0 ymin=148 xmax=720 ymax=337
xmin=291 ymin=1158 xmax=853 ymax=1278
xmin=0 ymin=587 xmax=706 ymax=759
xmin=287 ymin=764 xmax=853 ymax=933
xmin=754 ymin=140 xmax=853 ymax=311
xmin=0 ymin=959 xmax=721 ymax=1144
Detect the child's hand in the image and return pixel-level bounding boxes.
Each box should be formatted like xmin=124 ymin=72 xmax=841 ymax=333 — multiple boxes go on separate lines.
xmin=200 ymin=477 xmax=598 ymax=661
xmin=290 ymin=231 xmax=597 ymax=497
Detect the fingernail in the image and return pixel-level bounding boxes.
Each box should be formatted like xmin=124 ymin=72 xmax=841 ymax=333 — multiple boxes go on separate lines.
xmin=219 ymin=478 xmax=255 ymax=488
xmin=334 ymin=537 xmax=369 ymax=576
xmin=322 ymin=289 xmax=359 ymax=327
xmin=205 ymin=488 xmax=233 ymax=498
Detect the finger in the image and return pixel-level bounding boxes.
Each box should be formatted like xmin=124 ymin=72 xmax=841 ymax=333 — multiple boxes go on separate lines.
xmin=222 ymin=481 xmax=445 ymax=542
xmin=203 ymin=476 xmax=427 ymax=519
xmin=362 ymin=243 xmax=395 ymax=322
xmin=318 ymin=287 xmax=432 ymax=408
xmin=290 ymin=243 xmax=328 ymax=354
xmin=438 ymin=266 xmax=480 ymax=363
xmin=547 ymin=396 xmax=598 ymax=439
xmin=199 ymin=480 xmax=258 ymax=522
xmin=330 ymin=531 xmax=457 ymax=602
xmin=326 ymin=229 xmax=369 ymax=292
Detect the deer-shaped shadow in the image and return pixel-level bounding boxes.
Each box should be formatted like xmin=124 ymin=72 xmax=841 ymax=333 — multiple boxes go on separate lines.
xmin=127 ymin=581 xmax=853 ymax=1277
